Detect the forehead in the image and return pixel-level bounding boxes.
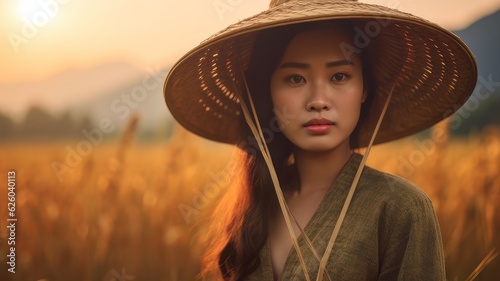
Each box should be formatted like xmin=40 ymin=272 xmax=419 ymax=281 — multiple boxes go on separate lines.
xmin=280 ymin=28 xmax=359 ymax=62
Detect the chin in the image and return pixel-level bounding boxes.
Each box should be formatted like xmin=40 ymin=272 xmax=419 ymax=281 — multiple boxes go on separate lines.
xmin=285 ymin=130 xmax=354 ymax=153
xmin=296 ymin=139 xmax=348 ymax=153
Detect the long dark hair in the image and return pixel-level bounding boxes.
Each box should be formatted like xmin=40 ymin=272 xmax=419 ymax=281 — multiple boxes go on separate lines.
xmin=200 ymin=20 xmax=374 ymax=281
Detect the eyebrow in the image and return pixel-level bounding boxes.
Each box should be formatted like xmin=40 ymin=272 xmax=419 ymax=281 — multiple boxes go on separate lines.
xmin=279 ymin=59 xmax=353 ymax=69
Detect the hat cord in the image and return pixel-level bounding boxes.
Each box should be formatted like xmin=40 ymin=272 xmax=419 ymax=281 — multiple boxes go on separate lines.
xmin=288 ymin=205 xmax=333 ymax=281
xmin=316 ymin=82 xmax=396 ymax=281
xmin=234 ymin=69 xmax=312 ymax=281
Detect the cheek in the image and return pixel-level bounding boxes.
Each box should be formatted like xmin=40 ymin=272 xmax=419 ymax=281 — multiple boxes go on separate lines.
xmin=271 ymin=83 xmax=299 ymax=112
xmin=272 ymin=93 xmax=305 ymax=130
xmin=270 ymin=88 xmax=303 ymax=131
xmin=344 ymin=77 xmax=365 ymax=105
xmin=336 ymin=87 xmax=364 ymax=121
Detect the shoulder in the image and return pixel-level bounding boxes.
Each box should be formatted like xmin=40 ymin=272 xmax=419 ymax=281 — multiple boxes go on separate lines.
xmin=356 ymin=164 xmax=437 ymax=222
xmin=354 ymin=168 xmax=446 ymax=280
xmin=359 ymin=164 xmax=431 ymax=203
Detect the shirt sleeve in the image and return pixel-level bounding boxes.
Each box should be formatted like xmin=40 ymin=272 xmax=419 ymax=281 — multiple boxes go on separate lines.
xmin=377 ymin=185 xmax=446 ymax=281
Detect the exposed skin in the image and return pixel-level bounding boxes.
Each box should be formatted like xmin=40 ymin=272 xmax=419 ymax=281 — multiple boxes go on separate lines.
xmin=268 ymin=28 xmax=366 ymax=280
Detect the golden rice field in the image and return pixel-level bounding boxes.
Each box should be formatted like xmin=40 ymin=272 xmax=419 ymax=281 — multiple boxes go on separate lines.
xmin=0 ymin=121 xmax=499 ymax=281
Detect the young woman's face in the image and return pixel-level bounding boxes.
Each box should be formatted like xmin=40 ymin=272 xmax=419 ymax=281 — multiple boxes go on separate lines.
xmin=270 ymin=28 xmax=365 ymax=153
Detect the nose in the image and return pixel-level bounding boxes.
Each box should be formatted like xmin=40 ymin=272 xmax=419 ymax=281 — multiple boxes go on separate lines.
xmin=306 ymin=83 xmax=331 ymax=112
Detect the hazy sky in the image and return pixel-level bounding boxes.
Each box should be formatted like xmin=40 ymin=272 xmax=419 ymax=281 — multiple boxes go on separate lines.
xmin=1 ymin=0 xmax=499 ymax=85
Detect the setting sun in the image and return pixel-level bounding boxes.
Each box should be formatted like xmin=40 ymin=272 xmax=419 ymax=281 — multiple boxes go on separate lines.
xmin=16 ymin=0 xmax=64 ymax=25
xmin=18 ymin=0 xmax=38 ymax=18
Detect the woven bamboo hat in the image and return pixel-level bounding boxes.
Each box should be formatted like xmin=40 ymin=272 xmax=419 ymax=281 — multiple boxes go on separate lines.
xmin=163 ymin=0 xmax=477 ymax=147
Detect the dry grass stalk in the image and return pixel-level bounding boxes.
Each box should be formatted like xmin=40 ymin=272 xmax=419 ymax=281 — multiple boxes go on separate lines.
xmin=465 ymin=248 xmax=499 ymax=281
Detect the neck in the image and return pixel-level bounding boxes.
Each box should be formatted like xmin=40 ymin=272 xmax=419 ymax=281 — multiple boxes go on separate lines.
xmin=291 ymin=141 xmax=353 ymax=195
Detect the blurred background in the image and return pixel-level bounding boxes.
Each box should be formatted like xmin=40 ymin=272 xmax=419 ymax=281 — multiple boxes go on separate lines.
xmin=0 ymin=0 xmax=499 ymax=280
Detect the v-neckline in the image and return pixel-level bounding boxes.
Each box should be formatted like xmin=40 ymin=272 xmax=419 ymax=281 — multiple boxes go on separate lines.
xmin=266 ymin=153 xmax=361 ymax=281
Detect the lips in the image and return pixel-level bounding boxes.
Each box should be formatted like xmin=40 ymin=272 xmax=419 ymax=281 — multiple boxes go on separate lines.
xmin=303 ymin=118 xmax=335 ymax=134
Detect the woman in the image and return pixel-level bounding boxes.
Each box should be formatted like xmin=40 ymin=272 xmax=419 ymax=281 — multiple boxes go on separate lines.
xmin=163 ymin=0 xmax=477 ymax=280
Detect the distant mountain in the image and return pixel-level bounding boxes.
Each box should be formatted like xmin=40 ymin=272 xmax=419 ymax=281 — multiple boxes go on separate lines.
xmin=68 ymin=66 xmax=174 ymax=139
xmin=0 ymin=62 xmax=146 ymax=122
xmin=454 ymin=9 xmax=500 ymax=85
xmin=451 ymin=9 xmax=500 ymax=134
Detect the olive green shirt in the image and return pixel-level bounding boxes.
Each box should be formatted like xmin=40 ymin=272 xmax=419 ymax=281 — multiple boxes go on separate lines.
xmin=245 ymin=153 xmax=446 ymax=281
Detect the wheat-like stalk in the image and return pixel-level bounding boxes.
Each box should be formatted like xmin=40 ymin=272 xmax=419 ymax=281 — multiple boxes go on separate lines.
xmin=465 ymin=248 xmax=499 ymax=281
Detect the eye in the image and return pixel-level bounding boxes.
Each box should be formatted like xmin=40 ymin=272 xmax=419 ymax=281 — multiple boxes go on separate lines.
xmin=331 ymin=73 xmax=349 ymax=82
xmin=285 ymin=75 xmax=306 ymax=85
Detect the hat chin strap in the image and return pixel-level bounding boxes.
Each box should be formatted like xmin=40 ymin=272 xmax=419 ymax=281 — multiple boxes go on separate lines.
xmin=236 ymin=55 xmax=395 ymax=280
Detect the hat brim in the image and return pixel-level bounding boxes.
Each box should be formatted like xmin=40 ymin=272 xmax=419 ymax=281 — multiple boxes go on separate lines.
xmin=164 ymin=0 xmax=477 ymax=147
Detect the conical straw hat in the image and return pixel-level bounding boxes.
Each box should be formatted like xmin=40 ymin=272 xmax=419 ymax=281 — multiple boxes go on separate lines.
xmin=164 ymin=0 xmax=477 ymax=147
